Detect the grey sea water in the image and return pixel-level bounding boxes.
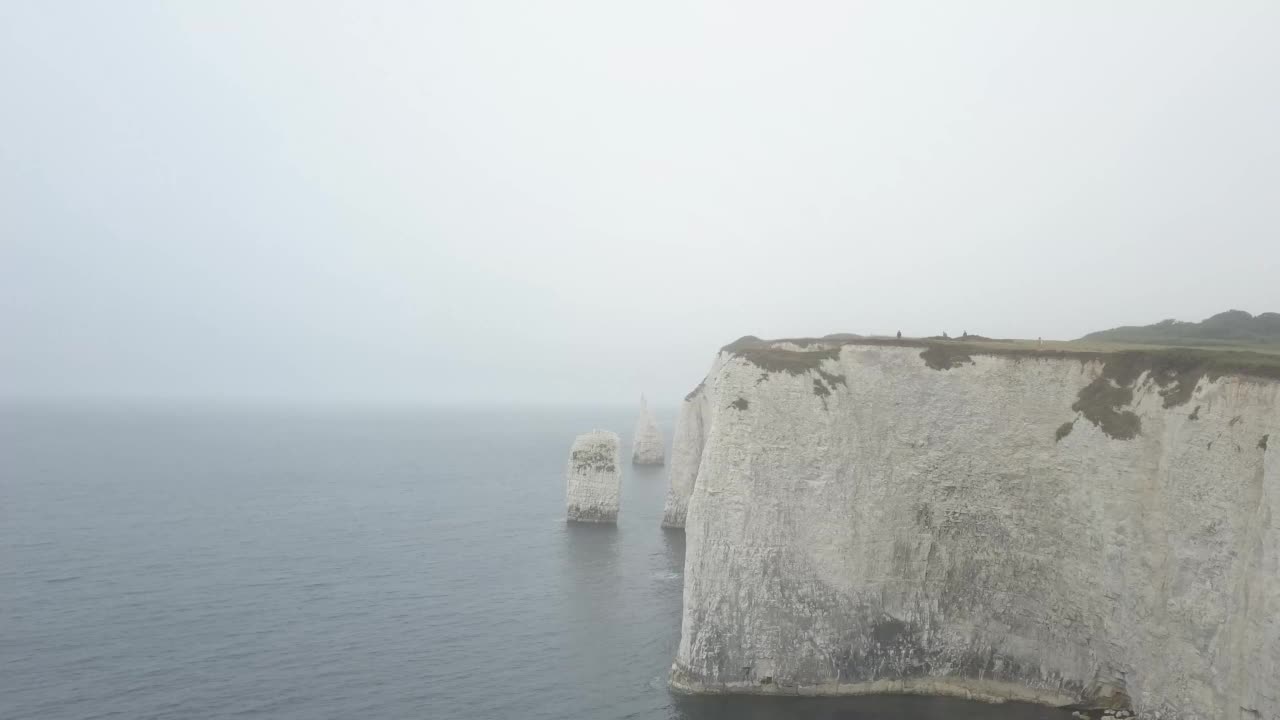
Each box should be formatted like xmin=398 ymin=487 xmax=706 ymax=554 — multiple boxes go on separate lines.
xmin=2 ymin=405 xmax=1073 ymax=720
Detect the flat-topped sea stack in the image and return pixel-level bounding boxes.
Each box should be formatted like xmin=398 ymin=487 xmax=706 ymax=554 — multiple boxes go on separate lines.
xmin=632 ymin=395 xmax=665 ymax=466
xmin=565 ymin=430 xmax=621 ymax=524
xmin=669 ymin=334 xmax=1280 ymax=720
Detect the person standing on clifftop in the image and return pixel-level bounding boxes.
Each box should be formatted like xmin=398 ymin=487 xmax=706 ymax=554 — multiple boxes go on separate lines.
xmin=896 ymin=331 xmax=902 ymax=339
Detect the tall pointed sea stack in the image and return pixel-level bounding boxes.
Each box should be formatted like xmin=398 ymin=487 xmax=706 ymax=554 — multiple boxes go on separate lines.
xmin=631 ymin=394 xmax=665 ymax=466
xmin=564 ymin=430 xmax=621 ymax=524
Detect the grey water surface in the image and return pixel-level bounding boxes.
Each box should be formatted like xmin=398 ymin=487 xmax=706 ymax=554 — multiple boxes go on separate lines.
xmin=2 ymin=405 xmax=1073 ymax=720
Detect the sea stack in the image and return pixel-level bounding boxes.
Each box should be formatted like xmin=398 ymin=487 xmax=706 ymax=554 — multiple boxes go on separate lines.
xmin=631 ymin=394 xmax=665 ymax=466
xmin=565 ymin=430 xmax=621 ymax=524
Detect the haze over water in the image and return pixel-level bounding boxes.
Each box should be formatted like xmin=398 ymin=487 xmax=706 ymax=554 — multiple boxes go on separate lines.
xmin=2 ymin=404 xmax=1076 ymax=720
xmin=4 ymin=3 xmax=1277 ymax=718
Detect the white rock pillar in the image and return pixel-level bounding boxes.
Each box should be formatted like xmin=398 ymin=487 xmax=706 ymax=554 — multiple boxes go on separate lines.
xmin=565 ymin=430 xmax=621 ymax=524
xmin=632 ymin=394 xmax=665 ymax=466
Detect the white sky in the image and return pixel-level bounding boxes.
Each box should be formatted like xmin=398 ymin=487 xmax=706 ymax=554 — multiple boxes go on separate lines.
xmin=3 ymin=1 xmax=1278 ymax=406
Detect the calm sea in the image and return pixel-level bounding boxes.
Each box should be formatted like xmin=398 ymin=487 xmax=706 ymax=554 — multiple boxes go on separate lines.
xmin=2 ymin=405 xmax=1073 ymax=720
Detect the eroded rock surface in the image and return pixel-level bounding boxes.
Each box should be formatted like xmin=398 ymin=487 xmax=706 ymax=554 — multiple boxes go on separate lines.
xmin=565 ymin=430 xmax=620 ymax=524
xmin=672 ymin=339 xmax=1280 ymax=720
xmin=661 ymin=391 xmax=706 ymax=528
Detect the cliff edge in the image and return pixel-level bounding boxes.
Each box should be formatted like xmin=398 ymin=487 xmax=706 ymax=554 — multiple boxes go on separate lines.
xmin=670 ymin=337 xmax=1279 ymax=720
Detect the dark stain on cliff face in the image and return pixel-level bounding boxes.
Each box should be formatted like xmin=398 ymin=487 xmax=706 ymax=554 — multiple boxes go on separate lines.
xmin=811 ymin=369 xmax=847 ymax=405
xmin=837 ymin=614 xmax=1093 ymax=697
xmin=1071 ymin=352 xmax=1225 ymax=440
xmin=1144 ymin=355 xmax=1206 ymax=408
xmin=1261 ymin=434 xmax=1270 ymax=451
xmin=817 ymin=369 xmax=846 ymax=389
xmin=1189 ymin=405 xmax=1201 ymax=420
xmin=830 ymin=616 xmax=932 ymax=683
xmin=824 ymin=615 xmax=1092 ymax=700
xmin=1072 ymin=355 xmax=1147 ymax=439
xmin=730 ymin=397 xmax=749 ymax=411
xmin=1056 ymin=421 xmax=1075 ymax=442
xmin=872 ymin=617 xmax=910 ymax=646
xmin=571 ymin=448 xmax=616 ymax=473
xmin=1072 ymin=377 xmax=1141 ymax=440
xmin=920 ymin=344 xmax=975 ymax=371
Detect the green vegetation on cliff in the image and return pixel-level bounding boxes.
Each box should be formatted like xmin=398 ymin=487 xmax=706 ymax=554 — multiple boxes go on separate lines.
xmin=721 ymin=332 xmax=1280 ymax=441
xmin=724 ymin=334 xmax=1280 ymax=382
xmin=1081 ymin=310 xmax=1280 ymax=348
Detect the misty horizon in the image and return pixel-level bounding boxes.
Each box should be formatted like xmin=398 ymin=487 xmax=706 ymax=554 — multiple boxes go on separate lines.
xmin=4 ymin=3 xmax=1278 ymax=406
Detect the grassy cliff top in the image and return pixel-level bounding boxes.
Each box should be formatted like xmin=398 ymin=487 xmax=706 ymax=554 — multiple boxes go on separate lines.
xmin=721 ymin=334 xmax=1280 ymax=381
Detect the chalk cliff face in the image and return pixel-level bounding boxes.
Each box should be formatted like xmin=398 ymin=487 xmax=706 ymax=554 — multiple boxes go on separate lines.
xmin=633 ymin=395 xmax=666 ymax=466
xmin=661 ymin=393 xmax=704 ymax=528
xmin=671 ymin=339 xmax=1279 ymax=720
xmin=566 ymin=430 xmax=621 ymax=524
xmin=663 ymin=353 xmax=730 ymax=530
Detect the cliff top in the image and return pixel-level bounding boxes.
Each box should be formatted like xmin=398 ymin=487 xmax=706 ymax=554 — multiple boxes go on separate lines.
xmin=718 ymin=334 xmax=1280 ymax=440
xmin=572 ymin=429 xmax=620 ymax=445
xmin=720 ymin=334 xmax=1280 ymax=382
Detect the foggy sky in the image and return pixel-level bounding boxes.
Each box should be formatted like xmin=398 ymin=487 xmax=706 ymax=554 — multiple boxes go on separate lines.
xmin=3 ymin=2 xmax=1278 ymax=406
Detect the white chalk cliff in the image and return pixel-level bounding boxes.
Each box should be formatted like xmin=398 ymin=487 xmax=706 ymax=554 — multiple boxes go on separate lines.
xmin=661 ymin=391 xmax=705 ymax=528
xmin=662 ymin=354 xmax=727 ymax=528
xmin=565 ymin=430 xmax=621 ymax=524
xmin=633 ymin=395 xmax=666 ymax=466
xmin=669 ymin=337 xmax=1279 ymax=720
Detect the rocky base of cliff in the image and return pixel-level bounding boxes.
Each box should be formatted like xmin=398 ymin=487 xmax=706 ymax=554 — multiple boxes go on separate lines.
xmin=669 ymin=666 xmax=1078 ymax=706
